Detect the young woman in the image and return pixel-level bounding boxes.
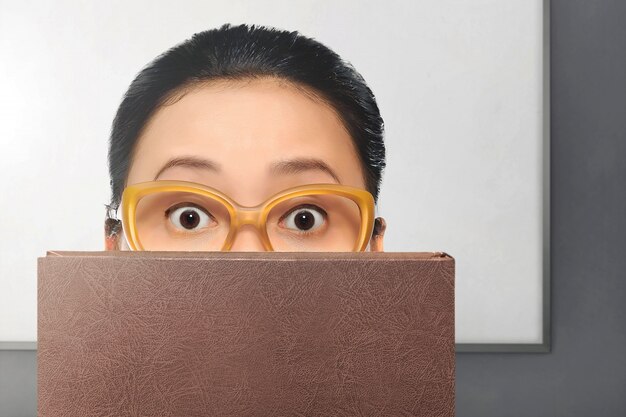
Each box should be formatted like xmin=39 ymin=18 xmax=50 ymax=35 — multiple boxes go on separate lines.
xmin=105 ymin=23 xmax=387 ymax=252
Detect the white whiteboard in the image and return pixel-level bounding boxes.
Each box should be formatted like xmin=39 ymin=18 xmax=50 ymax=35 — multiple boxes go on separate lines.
xmin=0 ymin=0 xmax=548 ymax=349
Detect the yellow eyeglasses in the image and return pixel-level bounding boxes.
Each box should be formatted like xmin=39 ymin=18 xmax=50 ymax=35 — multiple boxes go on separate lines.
xmin=120 ymin=180 xmax=376 ymax=252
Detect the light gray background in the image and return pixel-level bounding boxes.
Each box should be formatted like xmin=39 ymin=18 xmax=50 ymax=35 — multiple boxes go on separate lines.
xmin=1 ymin=0 xmax=624 ymax=415
xmin=0 ymin=0 xmax=547 ymax=346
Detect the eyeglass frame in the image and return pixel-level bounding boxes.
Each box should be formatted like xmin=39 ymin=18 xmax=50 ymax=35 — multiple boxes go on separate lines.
xmin=119 ymin=180 xmax=377 ymax=252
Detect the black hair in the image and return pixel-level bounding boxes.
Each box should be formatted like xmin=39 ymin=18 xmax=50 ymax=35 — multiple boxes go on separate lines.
xmin=107 ymin=23 xmax=385 ymax=231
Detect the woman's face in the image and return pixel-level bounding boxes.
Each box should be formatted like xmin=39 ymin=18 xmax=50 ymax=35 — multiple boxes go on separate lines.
xmin=115 ymin=77 xmax=385 ymax=251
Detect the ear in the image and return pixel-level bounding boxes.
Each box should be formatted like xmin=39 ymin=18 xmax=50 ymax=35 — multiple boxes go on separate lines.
xmin=104 ymin=218 xmax=122 ymax=251
xmin=369 ymin=217 xmax=386 ymax=252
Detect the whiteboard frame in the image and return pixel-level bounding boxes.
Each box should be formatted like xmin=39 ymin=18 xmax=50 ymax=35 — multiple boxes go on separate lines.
xmin=456 ymin=0 xmax=551 ymax=353
xmin=0 ymin=0 xmax=551 ymax=353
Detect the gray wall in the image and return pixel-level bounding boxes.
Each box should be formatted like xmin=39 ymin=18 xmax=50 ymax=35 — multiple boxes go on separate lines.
xmin=457 ymin=0 xmax=626 ymax=415
xmin=1 ymin=0 xmax=625 ymax=415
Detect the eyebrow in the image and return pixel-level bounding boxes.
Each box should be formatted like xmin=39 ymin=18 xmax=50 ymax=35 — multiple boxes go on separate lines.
xmin=269 ymin=158 xmax=341 ymax=183
xmin=154 ymin=156 xmax=221 ymax=180
xmin=153 ymin=156 xmax=341 ymax=183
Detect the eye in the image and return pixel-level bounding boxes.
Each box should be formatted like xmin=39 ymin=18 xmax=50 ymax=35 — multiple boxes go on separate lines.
xmin=280 ymin=205 xmax=327 ymax=233
xmin=165 ymin=203 xmax=212 ymax=232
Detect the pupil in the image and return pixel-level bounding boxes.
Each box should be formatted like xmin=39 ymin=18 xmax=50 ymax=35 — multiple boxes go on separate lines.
xmin=295 ymin=210 xmax=314 ymax=230
xmin=180 ymin=210 xmax=200 ymax=229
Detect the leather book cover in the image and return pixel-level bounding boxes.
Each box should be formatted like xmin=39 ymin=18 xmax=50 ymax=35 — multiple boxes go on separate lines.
xmin=38 ymin=251 xmax=455 ymax=416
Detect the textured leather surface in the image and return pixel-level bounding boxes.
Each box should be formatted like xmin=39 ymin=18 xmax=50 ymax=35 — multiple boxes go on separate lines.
xmin=38 ymin=251 xmax=454 ymax=416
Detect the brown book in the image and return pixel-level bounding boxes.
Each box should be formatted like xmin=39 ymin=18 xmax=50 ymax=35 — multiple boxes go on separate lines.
xmin=38 ymin=251 xmax=455 ymax=416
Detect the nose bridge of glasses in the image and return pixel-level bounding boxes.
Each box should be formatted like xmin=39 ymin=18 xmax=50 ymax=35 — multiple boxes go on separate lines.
xmin=234 ymin=207 xmax=263 ymax=226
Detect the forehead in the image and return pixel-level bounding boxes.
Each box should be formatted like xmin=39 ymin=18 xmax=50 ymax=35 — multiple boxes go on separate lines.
xmin=126 ymin=77 xmax=365 ymax=203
